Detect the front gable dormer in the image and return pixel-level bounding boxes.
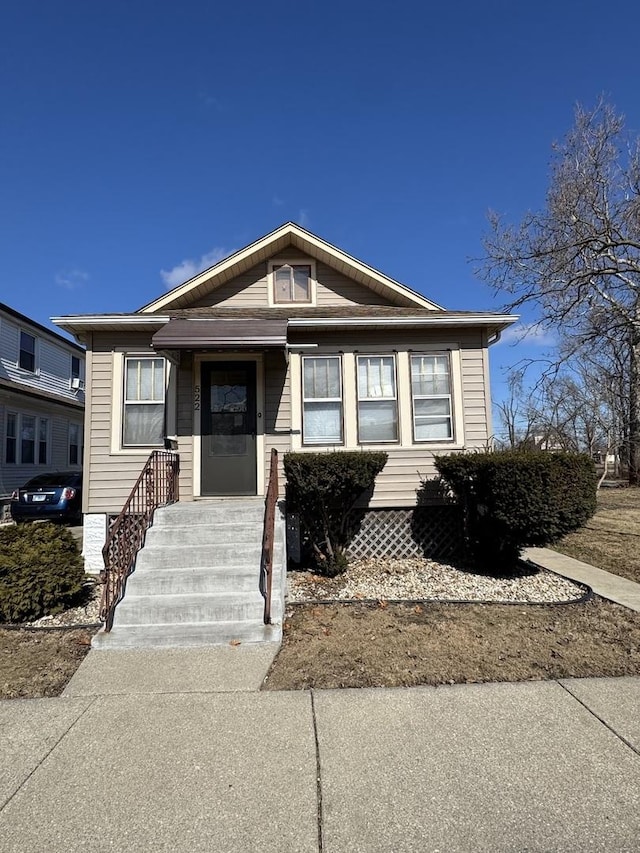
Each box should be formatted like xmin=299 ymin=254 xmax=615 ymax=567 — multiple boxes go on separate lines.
xmin=141 ymin=222 xmax=443 ymax=314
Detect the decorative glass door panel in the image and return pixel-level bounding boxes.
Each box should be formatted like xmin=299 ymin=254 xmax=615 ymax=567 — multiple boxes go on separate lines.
xmin=201 ymin=362 xmax=257 ymax=495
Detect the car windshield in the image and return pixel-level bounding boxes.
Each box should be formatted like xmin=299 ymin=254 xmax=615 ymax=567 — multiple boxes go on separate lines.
xmin=23 ymin=473 xmax=81 ymax=488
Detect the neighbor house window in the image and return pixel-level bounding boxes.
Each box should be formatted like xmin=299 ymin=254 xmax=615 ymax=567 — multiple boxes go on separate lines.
xmin=21 ymin=415 xmax=36 ymax=464
xmin=357 ymin=355 xmax=398 ymax=442
xmin=5 ymin=413 xmax=17 ymax=464
xmin=273 ymin=264 xmax=311 ymax=303
xmin=69 ymin=422 xmax=81 ymax=465
xmin=302 ymin=356 xmax=343 ymax=444
xmin=410 ymin=354 xmax=453 ymax=441
xmin=38 ymin=418 xmax=48 ymax=464
xmin=19 ymin=331 xmax=36 ymax=372
xmin=123 ymin=357 xmax=165 ymax=446
xmin=71 ymin=355 xmax=81 ymax=381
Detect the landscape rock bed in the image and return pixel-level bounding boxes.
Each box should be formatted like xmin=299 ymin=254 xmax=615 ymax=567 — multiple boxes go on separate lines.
xmin=24 ymin=581 xmax=101 ymax=628
xmin=288 ymin=557 xmax=586 ymax=604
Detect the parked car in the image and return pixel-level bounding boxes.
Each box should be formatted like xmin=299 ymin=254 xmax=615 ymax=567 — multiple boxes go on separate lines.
xmin=10 ymin=472 xmax=83 ymax=524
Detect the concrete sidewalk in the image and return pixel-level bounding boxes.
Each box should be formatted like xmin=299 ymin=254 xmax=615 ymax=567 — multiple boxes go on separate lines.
xmin=525 ymin=546 xmax=640 ymax=613
xmin=2 ymin=668 xmax=640 ymax=851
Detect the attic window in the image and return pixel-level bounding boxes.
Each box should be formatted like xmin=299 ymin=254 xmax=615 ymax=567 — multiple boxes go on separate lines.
xmin=273 ymin=264 xmax=311 ymax=303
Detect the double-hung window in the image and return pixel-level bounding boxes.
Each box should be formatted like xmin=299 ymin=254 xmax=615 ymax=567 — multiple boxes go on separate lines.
xmin=38 ymin=418 xmax=48 ymax=463
xmin=5 ymin=413 xmax=17 ymax=463
xmin=302 ymin=356 xmax=343 ymax=444
xmin=21 ymin=415 xmax=36 ymax=463
xmin=357 ymin=355 xmax=398 ymax=442
xmin=273 ymin=264 xmax=311 ymax=303
xmin=19 ymin=331 xmax=36 ymax=372
xmin=71 ymin=355 xmax=81 ymax=382
xmin=123 ymin=357 xmax=165 ymax=447
xmin=69 ymin=423 xmax=81 ymax=465
xmin=410 ymin=354 xmax=454 ymax=441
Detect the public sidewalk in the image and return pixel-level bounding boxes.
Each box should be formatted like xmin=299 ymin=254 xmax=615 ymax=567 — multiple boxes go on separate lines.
xmin=2 ymin=647 xmax=640 ymax=852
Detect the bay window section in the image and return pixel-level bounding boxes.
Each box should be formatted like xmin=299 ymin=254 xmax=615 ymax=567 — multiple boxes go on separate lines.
xmin=411 ymin=354 xmax=454 ymax=441
xmin=123 ymin=357 xmax=165 ymax=447
xmin=357 ymin=355 xmax=398 ymax=442
xmin=302 ymin=356 xmax=343 ymax=445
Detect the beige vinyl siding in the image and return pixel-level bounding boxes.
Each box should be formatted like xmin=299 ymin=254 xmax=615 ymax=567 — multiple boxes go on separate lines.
xmin=191 ymin=264 xmax=270 ymax=307
xmin=86 ymin=332 xmax=158 ymax=513
xmin=192 ymin=255 xmax=394 ymax=309
xmin=263 ymin=351 xmax=291 ymax=487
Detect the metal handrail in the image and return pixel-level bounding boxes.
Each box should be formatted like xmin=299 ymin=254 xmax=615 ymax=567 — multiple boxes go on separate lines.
xmin=260 ymin=448 xmax=279 ymax=624
xmin=100 ymin=449 xmax=179 ymax=630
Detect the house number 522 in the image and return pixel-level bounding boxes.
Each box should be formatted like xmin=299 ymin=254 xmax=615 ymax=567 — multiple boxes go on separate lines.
xmin=194 ymin=385 xmax=201 ymax=411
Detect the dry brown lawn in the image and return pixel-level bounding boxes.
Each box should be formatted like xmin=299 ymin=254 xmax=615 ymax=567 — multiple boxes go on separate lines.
xmin=0 ymin=628 xmax=96 ymax=699
xmin=552 ymin=486 xmax=640 ymax=583
xmin=264 ymin=598 xmax=640 ymax=690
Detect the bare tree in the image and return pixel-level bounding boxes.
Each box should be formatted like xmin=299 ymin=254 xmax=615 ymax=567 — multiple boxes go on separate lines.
xmin=479 ymin=98 xmax=640 ymax=483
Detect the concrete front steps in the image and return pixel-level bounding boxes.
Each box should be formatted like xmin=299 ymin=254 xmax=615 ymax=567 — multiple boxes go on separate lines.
xmin=92 ymin=499 xmax=286 ymax=650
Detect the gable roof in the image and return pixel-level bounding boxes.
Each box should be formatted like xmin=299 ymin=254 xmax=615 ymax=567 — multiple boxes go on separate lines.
xmin=140 ymin=222 xmax=443 ymax=313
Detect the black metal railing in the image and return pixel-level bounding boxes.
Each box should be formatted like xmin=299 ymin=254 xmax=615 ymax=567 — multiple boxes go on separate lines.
xmin=100 ymin=450 xmax=179 ymax=630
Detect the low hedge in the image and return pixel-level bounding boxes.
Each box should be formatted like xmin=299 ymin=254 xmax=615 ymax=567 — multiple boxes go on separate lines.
xmin=0 ymin=523 xmax=86 ymax=622
xmin=284 ymin=450 xmax=388 ymax=576
xmin=433 ymin=450 xmax=597 ymax=574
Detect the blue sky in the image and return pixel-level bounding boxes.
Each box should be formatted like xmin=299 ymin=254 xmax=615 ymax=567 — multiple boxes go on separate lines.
xmin=2 ymin=0 xmax=640 ymax=410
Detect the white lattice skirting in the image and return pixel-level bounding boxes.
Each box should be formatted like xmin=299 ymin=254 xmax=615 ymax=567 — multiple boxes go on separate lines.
xmin=346 ymin=506 xmax=464 ymax=561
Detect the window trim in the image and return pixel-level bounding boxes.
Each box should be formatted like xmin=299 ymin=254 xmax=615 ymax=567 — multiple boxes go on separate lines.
xmin=301 ymin=354 xmax=344 ymax=446
xmin=355 ymin=353 xmax=399 ymax=444
xmin=268 ymin=259 xmax=316 ymax=307
xmin=18 ymin=329 xmax=37 ymax=373
xmin=121 ymin=356 xmax=166 ymax=448
xmin=409 ymin=351 xmax=455 ymax=444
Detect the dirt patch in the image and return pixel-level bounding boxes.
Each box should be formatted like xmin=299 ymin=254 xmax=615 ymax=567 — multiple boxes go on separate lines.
xmin=264 ymin=597 xmax=640 ymax=690
xmin=0 ymin=628 xmax=97 ymax=699
xmin=553 ymin=487 xmax=640 ymax=583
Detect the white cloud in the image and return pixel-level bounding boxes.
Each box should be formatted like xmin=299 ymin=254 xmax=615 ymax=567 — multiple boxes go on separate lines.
xmin=55 ymin=268 xmax=89 ymax=290
xmin=160 ymin=247 xmax=228 ymax=290
xmin=499 ymin=322 xmax=556 ymax=347
xmin=297 ymin=208 xmax=311 ymax=229
xmin=272 ymin=195 xmax=285 ymax=207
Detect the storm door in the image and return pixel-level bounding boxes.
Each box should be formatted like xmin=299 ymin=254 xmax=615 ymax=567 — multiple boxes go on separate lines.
xmin=200 ymin=361 xmax=257 ymax=495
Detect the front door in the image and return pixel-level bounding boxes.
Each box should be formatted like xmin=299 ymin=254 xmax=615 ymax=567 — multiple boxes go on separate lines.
xmin=201 ymin=361 xmax=257 ymax=496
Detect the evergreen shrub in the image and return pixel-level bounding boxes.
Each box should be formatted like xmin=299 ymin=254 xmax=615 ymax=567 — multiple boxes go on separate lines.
xmin=433 ymin=450 xmax=597 ymax=574
xmin=0 ymin=523 xmax=86 ymax=622
xmin=284 ymin=450 xmax=388 ymax=576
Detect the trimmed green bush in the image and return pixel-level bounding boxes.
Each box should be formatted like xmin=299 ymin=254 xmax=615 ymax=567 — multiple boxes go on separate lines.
xmin=433 ymin=450 xmax=597 ymax=574
xmin=0 ymin=523 xmax=86 ymax=622
xmin=284 ymin=451 xmax=388 ymax=576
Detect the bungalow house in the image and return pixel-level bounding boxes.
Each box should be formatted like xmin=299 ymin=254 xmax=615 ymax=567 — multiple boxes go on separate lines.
xmin=53 ymin=223 xmax=516 ymax=648
xmin=0 ymin=302 xmax=85 ymax=518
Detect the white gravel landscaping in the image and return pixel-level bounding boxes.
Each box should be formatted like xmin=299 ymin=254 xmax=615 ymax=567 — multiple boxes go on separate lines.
xmin=288 ymin=557 xmax=586 ymax=604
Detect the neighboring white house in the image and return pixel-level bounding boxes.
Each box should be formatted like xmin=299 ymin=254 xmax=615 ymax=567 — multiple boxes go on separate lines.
xmin=0 ymin=302 xmax=85 ymax=517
